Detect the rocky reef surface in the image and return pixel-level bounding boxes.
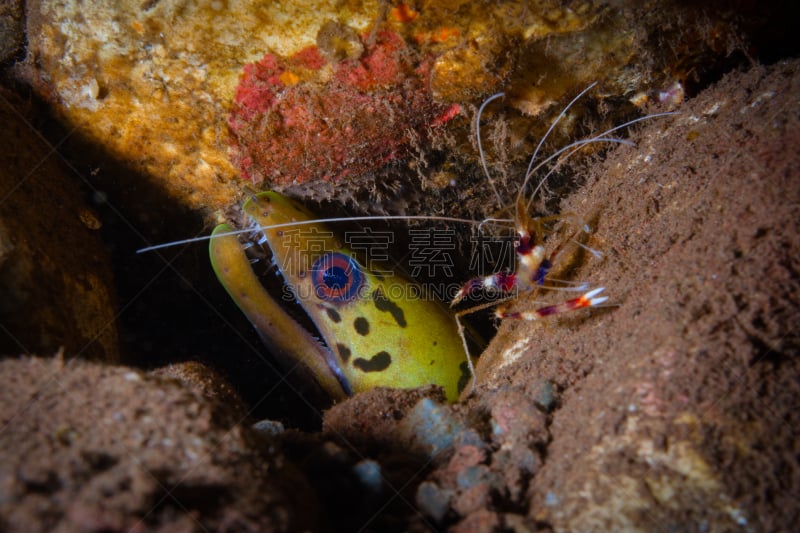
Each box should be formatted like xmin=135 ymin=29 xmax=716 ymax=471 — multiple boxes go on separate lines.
xmin=1 ymin=1 xmax=797 ymax=531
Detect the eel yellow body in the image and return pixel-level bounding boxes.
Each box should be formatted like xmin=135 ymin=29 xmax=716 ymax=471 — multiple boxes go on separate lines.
xmin=209 ymin=192 xmax=470 ymax=402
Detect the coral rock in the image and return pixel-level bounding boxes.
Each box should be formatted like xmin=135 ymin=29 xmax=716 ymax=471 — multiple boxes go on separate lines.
xmin=229 ymin=29 xmax=460 ymax=186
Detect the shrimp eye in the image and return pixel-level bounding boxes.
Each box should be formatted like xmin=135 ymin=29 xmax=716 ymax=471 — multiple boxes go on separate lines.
xmin=312 ymin=253 xmax=363 ymax=303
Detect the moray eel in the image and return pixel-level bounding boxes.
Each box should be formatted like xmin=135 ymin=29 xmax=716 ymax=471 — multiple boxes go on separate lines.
xmin=209 ymin=192 xmax=471 ymax=403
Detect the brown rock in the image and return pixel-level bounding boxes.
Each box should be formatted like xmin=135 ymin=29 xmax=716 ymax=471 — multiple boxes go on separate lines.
xmin=0 ymin=89 xmax=119 ymax=361
xmin=19 ymin=0 xmax=383 ymax=212
xmin=16 ymin=1 xmax=767 ymax=221
xmin=0 ymin=0 xmax=23 ymax=63
xmin=0 ymin=355 xmax=313 ymax=532
xmin=468 ymin=60 xmax=800 ymax=532
xmin=451 ymin=508 xmax=500 ymax=533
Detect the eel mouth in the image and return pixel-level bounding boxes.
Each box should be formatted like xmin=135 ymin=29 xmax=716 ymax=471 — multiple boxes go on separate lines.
xmin=209 ymin=219 xmax=352 ymax=400
xmin=240 ymin=220 xmax=324 ymax=343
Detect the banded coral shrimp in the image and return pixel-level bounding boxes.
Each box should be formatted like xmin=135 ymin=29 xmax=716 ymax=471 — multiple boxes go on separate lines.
xmin=137 ymin=83 xmax=675 ymax=403
xmin=448 ymin=82 xmax=678 ymax=394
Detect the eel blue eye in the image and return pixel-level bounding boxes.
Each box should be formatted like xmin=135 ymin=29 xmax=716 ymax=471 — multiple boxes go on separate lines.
xmin=312 ymin=253 xmax=363 ymax=303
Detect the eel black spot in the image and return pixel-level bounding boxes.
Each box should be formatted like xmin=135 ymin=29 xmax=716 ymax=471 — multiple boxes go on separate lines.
xmin=336 ymin=343 xmax=351 ymax=363
xmin=372 ymin=289 xmax=407 ymax=328
xmin=353 ymin=351 xmax=392 ymax=372
xmin=354 ymin=316 xmax=370 ymax=336
xmin=323 ymin=306 xmax=341 ymax=323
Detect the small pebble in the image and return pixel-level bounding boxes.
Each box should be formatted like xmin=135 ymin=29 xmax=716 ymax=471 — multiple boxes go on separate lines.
xmin=251 ymin=419 xmax=285 ymax=435
xmin=533 ymin=380 xmax=556 ymax=412
xmin=402 ymin=398 xmax=465 ymax=457
xmin=352 ymin=459 xmax=382 ymax=493
xmin=416 ymin=481 xmax=453 ymax=523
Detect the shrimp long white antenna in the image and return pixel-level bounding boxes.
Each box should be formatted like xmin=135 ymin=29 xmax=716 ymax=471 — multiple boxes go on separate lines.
xmin=523 ymin=136 xmax=633 ymax=211
xmin=475 ymin=92 xmax=507 ymax=210
xmin=524 ymin=82 xmax=598 ymax=189
xmin=523 ymin=110 xmax=679 ymax=207
xmin=136 ymin=213 xmax=488 ymax=254
xmin=475 ymin=82 xmax=608 ymax=223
